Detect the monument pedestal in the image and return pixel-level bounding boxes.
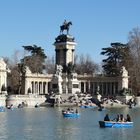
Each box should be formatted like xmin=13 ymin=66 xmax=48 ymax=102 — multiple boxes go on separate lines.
xmin=51 ymin=65 xmax=63 ymax=94
xmin=67 ymin=73 xmax=80 ymax=94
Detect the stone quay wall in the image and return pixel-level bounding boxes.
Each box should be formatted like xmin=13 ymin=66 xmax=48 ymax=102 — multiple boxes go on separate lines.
xmin=6 ymin=95 xmax=46 ymax=107
xmin=0 ymin=95 xmax=7 ymax=106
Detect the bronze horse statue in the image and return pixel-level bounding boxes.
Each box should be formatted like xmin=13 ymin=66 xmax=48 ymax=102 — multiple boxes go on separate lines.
xmin=60 ymin=21 xmax=72 ymax=34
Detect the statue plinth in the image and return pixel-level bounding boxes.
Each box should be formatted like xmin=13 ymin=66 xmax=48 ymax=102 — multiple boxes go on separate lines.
xmin=51 ymin=65 xmax=63 ymax=94
xmin=55 ymin=34 xmax=75 ymax=43
xmin=67 ymin=72 xmax=80 ymax=94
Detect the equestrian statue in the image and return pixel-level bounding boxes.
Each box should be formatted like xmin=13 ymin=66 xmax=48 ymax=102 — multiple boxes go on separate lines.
xmin=60 ymin=20 xmax=72 ymax=35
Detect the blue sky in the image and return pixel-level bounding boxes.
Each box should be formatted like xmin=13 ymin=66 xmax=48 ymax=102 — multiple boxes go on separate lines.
xmin=0 ymin=0 xmax=140 ymax=63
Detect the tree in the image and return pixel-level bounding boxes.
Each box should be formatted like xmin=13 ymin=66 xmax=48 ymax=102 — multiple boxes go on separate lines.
xmin=3 ymin=50 xmax=23 ymax=94
xmin=8 ymin=65 xmax=21 ymax=94
xmin=75 ymin=54 xmax=99 ymax=74
xmin=45 ymin=55 xmax=55 ymax=74
xmin=128 ymin=27 xmax=140 ymax=93
xmin=21 ymin=45 xmax=47 ymax=73
xmin=101 ymin=42 xmax=129 ymax=76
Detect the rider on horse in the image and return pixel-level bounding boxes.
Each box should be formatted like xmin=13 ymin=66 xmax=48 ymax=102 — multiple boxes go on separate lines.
xmin=60 ymin=20 xmax=72 ymax=34
xmin=63 ymin=20 xmax=67 ymax=26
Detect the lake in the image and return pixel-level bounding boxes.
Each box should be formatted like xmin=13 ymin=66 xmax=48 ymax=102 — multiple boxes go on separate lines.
xmin=0 ymin=107 xmax=140 ymax=140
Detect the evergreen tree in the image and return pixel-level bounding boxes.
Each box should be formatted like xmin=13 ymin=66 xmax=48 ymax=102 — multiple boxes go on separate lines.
xmin=21 ymin=45 xmax=47 ymax=73
xmin=101 ymin=42 xmax=129 ymax=76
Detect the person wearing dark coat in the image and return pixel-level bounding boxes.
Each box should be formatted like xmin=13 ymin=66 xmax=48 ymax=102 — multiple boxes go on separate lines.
xmin=104 ymin=114 xmax=110 ymax=121
xmin=125 ymin=114 xmax=131 ymax=122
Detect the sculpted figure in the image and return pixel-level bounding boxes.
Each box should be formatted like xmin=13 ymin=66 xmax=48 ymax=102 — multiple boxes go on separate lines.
xmin=60 ymin=20 xmax=72 ymax=34
xmin=121 ymin=66 xmax=128 ymax=77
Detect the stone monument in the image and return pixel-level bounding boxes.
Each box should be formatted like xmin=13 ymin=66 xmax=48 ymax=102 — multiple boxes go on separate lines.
xmin=51 ymin=65 xmax=63 ymax=94
xmin=121 ymin=66 xmax=129 ymax=89
xmin=67 ymin=72 xmax=80 ymax=94
xmin=52 ymin=20 xmax=80 ymax=94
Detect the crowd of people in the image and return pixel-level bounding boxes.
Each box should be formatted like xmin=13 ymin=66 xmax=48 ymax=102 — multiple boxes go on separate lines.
xmin=104 ymin=113 xmax=132 ymax=122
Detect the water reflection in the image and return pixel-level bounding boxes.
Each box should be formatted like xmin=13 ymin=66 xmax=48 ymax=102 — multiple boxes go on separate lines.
xmin=0 ymin=113 xmax=8 ymax=140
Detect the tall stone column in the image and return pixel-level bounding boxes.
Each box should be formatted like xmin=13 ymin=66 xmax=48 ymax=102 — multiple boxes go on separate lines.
xmin=55 ymin=49 xmax=60 ymax=65
xmin=79 ymin=82 xmax=81 ymax=93
xmin=63 ymin=49 xmax=68 ymax=72
xmin=88 ymin=82 xmax=90 ymax=93
xmin=106 ymin=83 xmax=108 ymax=96
xmin=72 ymin=49 xmax=74 ymax=65
xmin=46 ymin=82 xmax=48 ymax=94
xmin=25 ymin=78 xmax=28 ymax=94
xmin=84 ymin=82 xmax=86 ymax=93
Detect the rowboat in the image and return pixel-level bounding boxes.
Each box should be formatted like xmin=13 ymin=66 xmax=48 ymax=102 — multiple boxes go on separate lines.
xmin=80 ymin=105 xmax=96 ymax=109
xmin=63 ymin=112 xmax=80 ymax=118
xmin=99 ymin=121 xmax=133 ymax=128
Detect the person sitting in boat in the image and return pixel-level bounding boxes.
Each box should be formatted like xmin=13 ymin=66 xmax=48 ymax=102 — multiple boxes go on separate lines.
xmin=115 ymin=114 xmax=120 ymax=122
xmin=112 ymin=114 xmax=120 ymax=122
xmin=70 ymin=108 xmax=74 ymax=113
xmin=104 ymin=114 xmax=110 ymax=121
xmin=120 ymin=114 xmax=125 ymax=122
xmin=66 ymin=108 xmax=70 ymax=113
xmin=75 ymin=108 xmax=78 ymax=113
xmin=125 ymin=114 xmax=131 ymax=122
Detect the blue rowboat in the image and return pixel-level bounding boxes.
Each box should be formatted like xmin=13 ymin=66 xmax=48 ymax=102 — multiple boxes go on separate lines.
xmin=99 ymin=121 xmax=133 ymax=128
xmin=80 ymin=105 xmax=96 ymax=109
xmin=85 ymin=106 xmax=96 ymax=108
xmin=63 ymin=112 xmax=80 ymax=118
xmin=80 ymin=106 xmax=86 ymax=108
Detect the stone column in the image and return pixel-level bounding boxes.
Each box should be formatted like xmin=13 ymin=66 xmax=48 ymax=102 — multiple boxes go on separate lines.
xmin=113 ymin=82 xmax=115 ymax=95
xmin=34 ymin=82 xmax=36 ymax=94
xmin=42 ymin=82 xmax=45 ymax=94
xmin=25 ymin=78 xmax=28 ymax=94
xmin=110 ymin=82 xmax=112 ymax=96
xmin=35 ymin=82 xmax=38 ymax=94
xmin=37 ymin=82 xmax=39 ymax=94
xmin=32 ymin=82 xmax=34 ymax=94
xmin=106 ymin=83 xmax=108 ymax=96
xmin=92 ymin=82 xmax=94 ymax=94
xmin=62 ymin=49 xmax=68 ymax=72
xmin=101 ymin=82 xmax=104 ymax=95
xmin=79 ymin=82 xmax=81 ymax=93
xmin=72 ymin=49 xmax=74 ymax=65
xmin=41 ymin=82 xmax=43 ymax=94
xmin=46 ymin=82 xmax=48 ymax=94
xmin=88 ymin=82 xmax=90 ymax=93
xmin=55 ymin=49 xmax=60 ymax=65
xmin=84 ymin=82 xmax=86 ymax=93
